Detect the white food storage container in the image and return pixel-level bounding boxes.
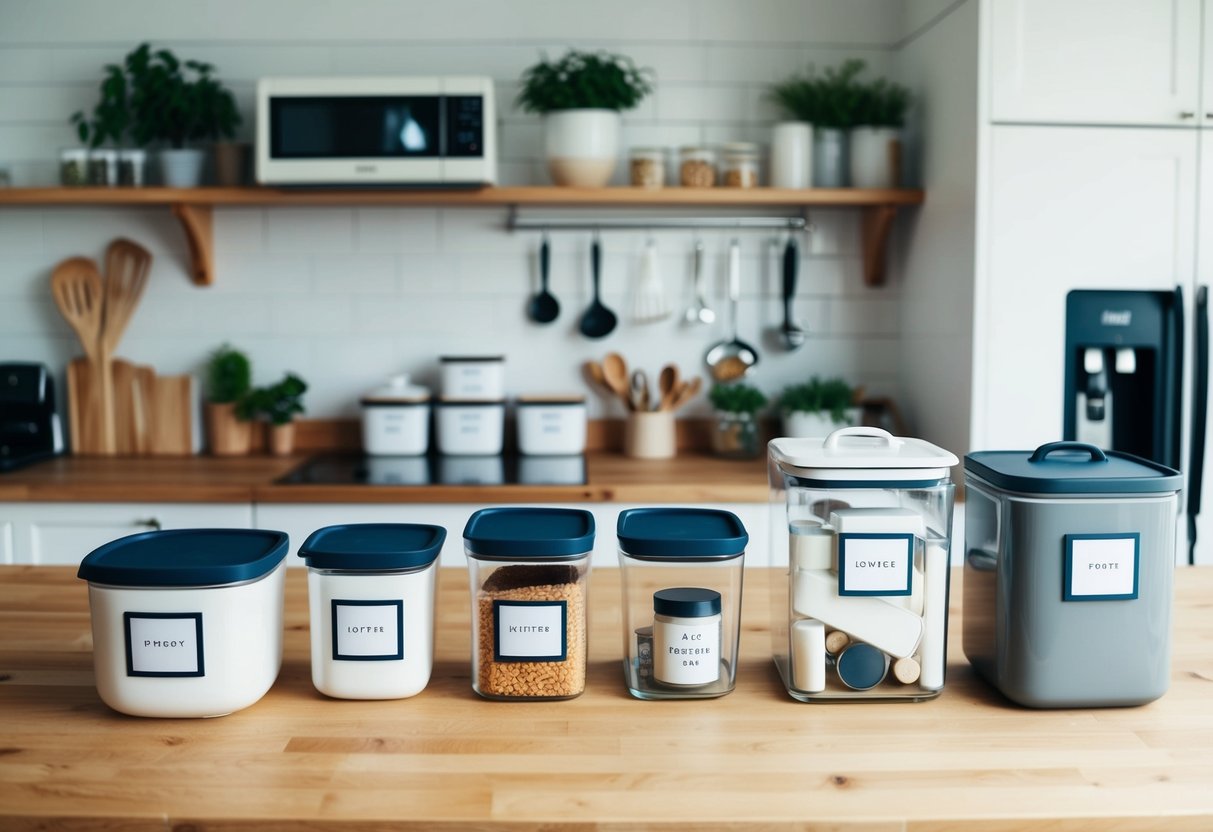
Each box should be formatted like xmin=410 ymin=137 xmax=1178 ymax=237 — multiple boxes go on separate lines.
xmin=360 ymin=374 xmax=431 ymax=456
xmin=516 ymin=395 xmax=587 ymax=455
xmin=440 ymin=355 xmax=505 ymax=400
xmin=435 ymin=398 xmax=505 ymax=455
xmin=768 ymin=427 xmax=959 ymax=702
xmin=76 ymin=528 xmax=289 ymax=718
xmin=299 ymin=523 xmax=447 ymax=700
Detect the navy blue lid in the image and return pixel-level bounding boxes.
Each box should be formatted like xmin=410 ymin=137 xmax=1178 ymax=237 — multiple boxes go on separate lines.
xmin=836 ymin=642 xmax=888 ymax=690
xmin=965 ymin=441 xmax=1182 ymax=495
xmin=653 ymin=587 xmax=721 ymax=618
xmin=77 ymin=529 xmax=289 ymax=587
xmin=298 ymin=523 xmax=446 ymax=571
xmin=617 ymin=508 xmax=748 ymax=559
xmin=463 ymin=507 xmax=595 ymax=560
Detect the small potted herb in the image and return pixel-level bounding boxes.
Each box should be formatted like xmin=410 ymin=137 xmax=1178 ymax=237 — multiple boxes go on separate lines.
xmin=244 ymin=373 xmax=308 ymax=456
xmin=708 ymin=383 xmax=768 ymax=459
xmin=204 ymin=343 xmax=253 ymax=456
xmin=768 ymin=59 xmax=867 ymax=187
xmin=517 ymin=49 xmax=653 ymax=188
xmin=779 ymin=376 xmax=859 ymax=438
xmin=851 ymin=76 xmax=911 ymax=188
xmin=70 ymin=62 xmax=135 ymax=186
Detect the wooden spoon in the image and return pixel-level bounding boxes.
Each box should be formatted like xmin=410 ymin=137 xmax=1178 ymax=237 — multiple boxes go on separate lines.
xmin=582 ymin=360 xmax=613 ymax=397
xmin=51 ymin=257 xmax=110 ymax=452
xmin=669 ymin=376 xmax=703 ymax=411
xmin=601 ymin=352 xmax=633 ymax=411
xmin=102 ymin=238 xmax=152 ymax=353
xmin=658 ymin=363 xmax=680 ymax=411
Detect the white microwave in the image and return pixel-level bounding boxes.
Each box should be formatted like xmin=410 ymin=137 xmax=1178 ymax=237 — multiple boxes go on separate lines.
xmin=255 ymin=76 xmax=496 ymax=187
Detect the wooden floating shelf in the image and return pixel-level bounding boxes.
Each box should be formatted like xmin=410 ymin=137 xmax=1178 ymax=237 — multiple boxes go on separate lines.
xmin=0 ymin=186 xmax=924 ymax=287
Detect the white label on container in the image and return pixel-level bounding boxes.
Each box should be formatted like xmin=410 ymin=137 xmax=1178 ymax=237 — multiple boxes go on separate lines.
xmin=1065 ymin=534 xmax=1139 ymax=601
xmin=124 ymin=612 xmax=204 ymax=677
xmin=332 ymin=600 xmax=404 ymax=661
xmin=654 ymin=620 xmax=720 ymax=686
xmin=838 ymin=533 xmax=914 ymax=596
xmin=494 ymin=601 xmax=566 ymax=662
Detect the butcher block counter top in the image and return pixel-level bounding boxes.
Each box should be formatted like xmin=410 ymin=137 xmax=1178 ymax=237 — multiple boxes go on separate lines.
xmin=2 ymin=566 xmax=1211 ymax=831
xmin=0 ymin=451 xmax=768 ymax=504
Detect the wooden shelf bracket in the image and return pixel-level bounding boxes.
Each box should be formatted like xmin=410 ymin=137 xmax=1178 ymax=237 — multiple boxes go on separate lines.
xmin=861 ymin=204 xmax=899 ymax=287
xmin=169 ymin=203 xmax=214 ymax=287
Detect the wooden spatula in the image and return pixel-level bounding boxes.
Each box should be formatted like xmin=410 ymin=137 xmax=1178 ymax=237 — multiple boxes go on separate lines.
xmin=102 ymin=238 xmax=152 ymax=352
xmin=52 ymin=258 xmax=108 ymax=453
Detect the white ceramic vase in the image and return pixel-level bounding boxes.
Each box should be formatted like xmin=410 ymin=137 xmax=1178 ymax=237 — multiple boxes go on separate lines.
xmin=544 ymin=109 xmax=621 ymax=187
xmin=159 ymin=148 xmax=206 ymax=188
xmin=782 ymin=407 xmax=861 ymax=438
xmin=770 ymin=122 xmax=813 ymax=188
xmin=850 ymin=127 xmax=903 ymax=189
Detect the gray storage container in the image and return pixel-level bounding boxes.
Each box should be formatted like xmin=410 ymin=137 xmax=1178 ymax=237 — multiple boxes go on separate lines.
xmin=963 ymin=441 xmax=1181 ymax=708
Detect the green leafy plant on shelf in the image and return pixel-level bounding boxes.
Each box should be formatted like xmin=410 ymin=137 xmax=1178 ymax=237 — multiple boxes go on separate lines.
xmin=206 ymin=344 xmax=252 ymax=408
xmin=244 ymin=374 xmax=309 ymax=426
xmin=767 ymin=58 xmax=868 ymax=129
xmin=126 ymin=43 xmax=240 ymax=148
xmin=709 ymin=383 xmax=768 ymax=415
xmin=517 ymin=49 xmax=654 ymax=113
xmin=854 ymin=76 xmax=912 ymax=128
xmin=779 ymin=377 xmax=854 ymax=421
xmin=71 ymin=63 xmax=131 ymax=148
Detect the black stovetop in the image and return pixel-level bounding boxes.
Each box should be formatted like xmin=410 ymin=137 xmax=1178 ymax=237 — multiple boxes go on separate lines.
xmin=277 ymin=453 xmax=587 ymax=487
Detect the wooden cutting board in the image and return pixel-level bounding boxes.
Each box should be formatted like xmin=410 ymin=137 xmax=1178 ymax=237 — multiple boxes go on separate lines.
xmin=148 ymin=374 xmax=193 ymax=456
xmin=67 ymin=358 xmax=193 ymax=456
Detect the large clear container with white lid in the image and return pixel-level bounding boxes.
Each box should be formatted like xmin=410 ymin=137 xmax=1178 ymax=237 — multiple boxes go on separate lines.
xmin=298 ymin=523 xmax=447 ymax=700
xmin=768 ymin=427 xmax=959 ymax=702
xmin=76 ymin=528 xmax=289 ymax=718
xmin=463 ymin=507 xmax=595 ymax=701
xmin=617 ymin=508 xmax=748 ymax=700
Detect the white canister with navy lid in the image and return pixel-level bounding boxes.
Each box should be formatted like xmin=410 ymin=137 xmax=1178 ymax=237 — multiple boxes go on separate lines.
xmin=76 ymin=528 xmax=289 ymax=718
xmin=768 ymin=427 xmax=959 ymax=702
xmin=299 ymin=523 xmax=446 ymax=700
xmin=616 ymin=507 xmax=748 ymax=700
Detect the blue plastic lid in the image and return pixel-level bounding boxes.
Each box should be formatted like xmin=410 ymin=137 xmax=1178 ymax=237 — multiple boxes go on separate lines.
xmin=965 ymin=442 xmax=1182 ymax=495
xmin=653 ymin=587 xmax=721 ymax=618
xmin=617 ymin=508 xmax=748 ymax=559
xmin=463 ymin=507 xmax=595 ymax=560
xmin=298 ymin=523 xmax=446 ymax=571
xmin=836 ymin=642 xmax=888 ymax=690
xmin=77 ymin=529 xmax=289 ymax=587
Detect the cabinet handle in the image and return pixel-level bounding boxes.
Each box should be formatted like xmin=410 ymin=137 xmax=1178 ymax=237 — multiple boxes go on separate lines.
xmin=1180 ymin=111 xmax=1196 ymax=119
xmin=135 ymin=517 xmax=162 ymax=531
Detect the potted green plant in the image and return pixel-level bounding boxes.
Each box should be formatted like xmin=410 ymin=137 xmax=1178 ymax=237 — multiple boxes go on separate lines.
xmin=126 ymin=43 xmax=240 ymax=187
xmin=244 ymin=373 xmax=308 ymax=456
xmin=779 ymin=376 xmax=860 ymax=438
xmin=193 ymin=68 xmax=245 ymax=186
xmin=708 ymin=383 xmax=767 ymax=459
xmin=204 ymin=343 xmax=253 ymax=456
xmin=517 ymin=49 xmax=653 ymax=187
xmin=851 ymin=76 xmax=911 ymax=189
xmin=70 ymin=62 xmax=138 ymax=187
xmin=768 ymin=59 xmax=866 ymax=187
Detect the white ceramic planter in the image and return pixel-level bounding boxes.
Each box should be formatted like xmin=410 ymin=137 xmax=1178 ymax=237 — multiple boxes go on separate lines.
xmin=435 ymin=399 xmax=505 ymax=455
xmin=159 ymin=148 xmax=206 ymax=187
xmin=850 ymin=127 xmax=903 ymax=189
xmin=770 ymin=122 xmax=813 ymax=188
xmin=812 ymin=128 xmax=849 ymax=188
xmin=544 ymin=109 xmax=620 ymax=187
xmin=782 ymin=407 xmax=862 ymax=438
xmin=516 ymin=397 xmax=587 ymax=455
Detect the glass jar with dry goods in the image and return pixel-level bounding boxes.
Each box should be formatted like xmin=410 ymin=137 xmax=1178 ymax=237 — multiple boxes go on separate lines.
xmin=679 ymin=146 xmax=716 ymax=188
xmin=629 ymin=147 xmax=665 ymax=188
xmin=617 ymin=508 xmax=747 ymax=699
xmin=60 ymin=148 xmax=87 ymax=186
xmin=769 ymin=427 xmax=959 ymax=702
xmin=463 ymin=507 xmax=595 ymax=701
xmin=721 ymin=142 xmax=760 ymax=188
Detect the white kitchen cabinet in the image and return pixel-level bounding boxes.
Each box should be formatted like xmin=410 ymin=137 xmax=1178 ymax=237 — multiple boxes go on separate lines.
xmin=975 ymin=125 xmax=1198 ymax=450
xmin=254 ymin=502 xmax=771 ymax=569
xmin=988 ymin=0 xmax=1202 ymax=126
xmin=1 ymin=503 xmax=254 ymax=566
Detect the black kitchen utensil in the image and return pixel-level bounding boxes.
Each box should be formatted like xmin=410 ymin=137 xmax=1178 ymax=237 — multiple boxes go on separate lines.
xmin=780 ymin=237 xmax=806 ymax=350
xmin=579 ymin=236 xmax=617 ymax=339
xmin=527 ymin=234 xmax=560 ymax=324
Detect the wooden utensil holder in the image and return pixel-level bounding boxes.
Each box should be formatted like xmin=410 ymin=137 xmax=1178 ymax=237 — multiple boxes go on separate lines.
xmin=624 ymin=411 xmax=676 ymax=460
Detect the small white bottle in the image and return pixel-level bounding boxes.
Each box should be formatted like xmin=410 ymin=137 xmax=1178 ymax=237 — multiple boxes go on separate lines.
xmin=653 ymin=587 xmax=722 ymax=687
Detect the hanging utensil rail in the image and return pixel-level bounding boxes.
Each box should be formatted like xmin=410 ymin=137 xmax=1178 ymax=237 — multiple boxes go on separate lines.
xmin=506 ymin=207 xmax=809 ymax=232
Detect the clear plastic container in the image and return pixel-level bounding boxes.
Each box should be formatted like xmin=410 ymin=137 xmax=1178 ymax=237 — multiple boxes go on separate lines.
xmin=721 ymin=142 xmax=760 ymax=188
xmin=463 ymin=507 xmax=595 ymax=700
xmin=679 ymin=146 xmax=716 ymax=187
xmin=617 ymin=508 xmax=747 ymax=699
xmin=768 ymin=427 xmax=959 ymax=702
xmin=629 ymin=147 xmax=665 ymax=188
xmin=299 ymin=523 xmax=446 ymax=700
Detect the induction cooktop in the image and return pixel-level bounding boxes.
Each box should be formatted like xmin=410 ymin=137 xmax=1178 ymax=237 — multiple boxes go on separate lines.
xmin=277 ymin=453 xmax=587 ymax=487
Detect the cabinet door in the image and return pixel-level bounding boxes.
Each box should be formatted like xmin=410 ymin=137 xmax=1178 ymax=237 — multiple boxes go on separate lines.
xmin=10 ymin=503 xmax=254 ymax=566
xmin=1190 ymin=131 xmax=1213 ymax=564
xmin=989 ymin=0 xmax=1201 ymax=126
xmin=975 ymin=125 xmax=1198 ymax=450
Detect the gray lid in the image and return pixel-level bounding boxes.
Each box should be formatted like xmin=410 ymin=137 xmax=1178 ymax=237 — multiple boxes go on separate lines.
xmin=965 ymin=442 xmax=1182 ymax=495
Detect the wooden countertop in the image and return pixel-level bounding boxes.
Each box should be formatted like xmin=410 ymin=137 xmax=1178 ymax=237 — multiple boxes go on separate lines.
xmin=2 ymin=565 xmax=1211 ymax=830
xmin=0 ymin=451 xmax=768 ymax=504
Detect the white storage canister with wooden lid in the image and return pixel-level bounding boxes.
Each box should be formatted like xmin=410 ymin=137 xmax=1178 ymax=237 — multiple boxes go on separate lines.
xmin=516 ymin=395 xmax=587 ymax=455
xmin=360 ymin=374 xmax=431 ymax=456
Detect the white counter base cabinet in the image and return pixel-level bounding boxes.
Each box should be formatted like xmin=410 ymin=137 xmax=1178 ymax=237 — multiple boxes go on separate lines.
xmin=0 ymin=503 xmax=254 ymax=566
xmin=254 ymin=503 xmax=771 ymax=569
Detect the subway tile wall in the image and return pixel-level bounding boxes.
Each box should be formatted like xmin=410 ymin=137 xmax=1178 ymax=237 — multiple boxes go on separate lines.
xmin=0 ymin=0 xmax=913 ymax=421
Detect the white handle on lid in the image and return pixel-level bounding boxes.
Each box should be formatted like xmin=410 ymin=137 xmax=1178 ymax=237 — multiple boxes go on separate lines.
xmin=823 ymin=426 xmax=901 ymax=450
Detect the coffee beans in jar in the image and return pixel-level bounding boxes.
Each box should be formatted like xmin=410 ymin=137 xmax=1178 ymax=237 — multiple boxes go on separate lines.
xmin=629 ymin=148 xmax=665 ymax=189
xmin=679 ymin=146 xmax=716 ymax=188
xmin=721 ymin=142 xmax=760 ymax=188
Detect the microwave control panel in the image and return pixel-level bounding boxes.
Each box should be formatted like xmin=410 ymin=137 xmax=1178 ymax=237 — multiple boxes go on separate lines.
xmin=445 ymin=95 xmax=484 ymax=158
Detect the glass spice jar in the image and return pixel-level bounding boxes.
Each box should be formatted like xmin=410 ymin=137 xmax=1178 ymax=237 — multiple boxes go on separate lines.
xmin=679 ymin=146 xmax=716 ymax=187
xmin=629 ymin=147 xmax=665 ymax=189
xmin=721 ymin=142 xmax=760 ymax=188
